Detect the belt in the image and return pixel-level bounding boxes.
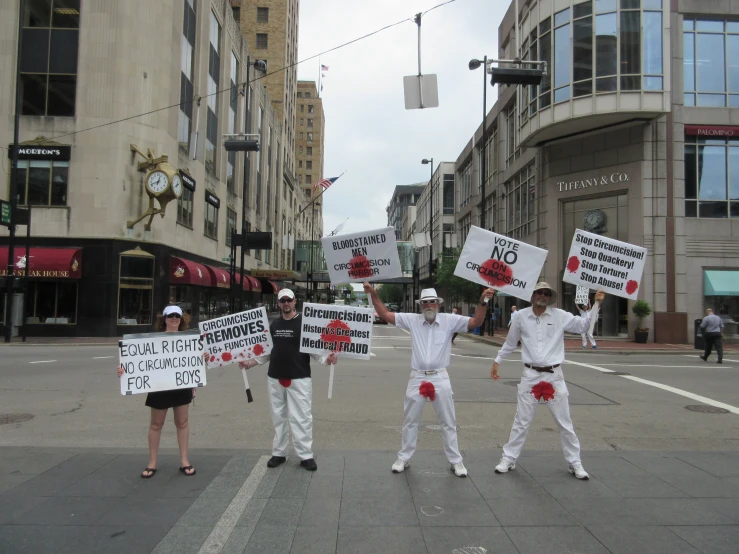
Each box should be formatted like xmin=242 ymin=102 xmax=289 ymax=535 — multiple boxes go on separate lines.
xmin=524 ymin=363 xmax=560 ymax=373
xmin=412 ymin=369 xmax=447 ymax=375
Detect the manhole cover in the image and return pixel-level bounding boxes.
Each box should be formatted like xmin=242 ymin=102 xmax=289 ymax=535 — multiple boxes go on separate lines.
xmin=0 ymin=414 xmax=34 ymax=425
xmin=504 ymin=381 xmax=520 ymax=387
xmin=605 ymin=372 xmax=631 ymax=376
xmin=685 ymin=405 xmax=730 ymax=414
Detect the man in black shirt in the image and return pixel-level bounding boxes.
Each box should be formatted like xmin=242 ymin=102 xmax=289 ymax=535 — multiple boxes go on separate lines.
xmin=240 ymin=289 xmax=337 ymax=471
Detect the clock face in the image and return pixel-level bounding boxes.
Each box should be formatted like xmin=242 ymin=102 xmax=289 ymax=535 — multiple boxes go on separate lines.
xmin=584 ymin=209 xmax=605 ymax=230
xmin=146 ymin=171 xmax=169 ymax=194
xmin=172 ymin=175 xmax=183 ymax=198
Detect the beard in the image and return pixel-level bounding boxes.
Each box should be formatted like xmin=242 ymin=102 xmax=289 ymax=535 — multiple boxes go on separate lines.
xmin=535 ymin=299 xmax=548 ymax=307
xmin=423 ymin=308 xmax=436 ymax=323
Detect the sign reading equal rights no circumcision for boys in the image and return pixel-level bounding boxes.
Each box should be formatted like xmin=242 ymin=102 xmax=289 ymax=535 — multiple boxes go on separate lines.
xmin=562 ymin=229 xmax=646 ymax=300
xmin=454 ymin=226 xmax=548 ymax=302
xmin=119 ymin=331 xmax=205 ymax=395
xmin=322 ymin=227 xmax=402 ymax=283
xmin=299 ymin=303 xmax=374 ymax=360
xmin=198 ymin=307 xmax=272 ymax=367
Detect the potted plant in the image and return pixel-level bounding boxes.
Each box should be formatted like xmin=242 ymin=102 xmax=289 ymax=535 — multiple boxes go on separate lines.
xmin=632 ymin=300 xmax=651 ymax=343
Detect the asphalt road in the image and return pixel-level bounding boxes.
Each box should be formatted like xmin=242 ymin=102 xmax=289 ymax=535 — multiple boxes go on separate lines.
xmin=1 ymin=325 xmax=738 ymax=453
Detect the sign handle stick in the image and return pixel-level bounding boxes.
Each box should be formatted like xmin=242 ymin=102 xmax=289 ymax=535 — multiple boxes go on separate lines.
xmin=241 ymin=368 xmax=253 ymax=403
xmin=328 ymin=363 xmax=335 ymax=399
xmin=588 ymin=299 xmax=601 ymax=337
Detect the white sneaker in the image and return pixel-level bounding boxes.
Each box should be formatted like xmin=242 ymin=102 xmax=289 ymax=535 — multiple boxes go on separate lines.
xmin=451 ymin=462 xmax=468 ymax=477
xmin=569 ymin=462 xmax=589 ymax=480
xmin=494 ymin=457 xmax=515 ymax=474
xmin=392 ymin=458 xmax=410 ymax=473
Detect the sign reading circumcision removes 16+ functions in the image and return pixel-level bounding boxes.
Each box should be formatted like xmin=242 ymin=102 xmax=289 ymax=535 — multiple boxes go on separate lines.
xmin=562 ymin=229 xmax=646 ymax=300
xmin=322 ymin=227 xmax=402 ymax=283
xmin=454 ymin=226 xmax=548 ymax=302
xmin=299 ymin=303 xmax=374 ymax=360
xmin=198 ymin=307 xmax=272 ymax=367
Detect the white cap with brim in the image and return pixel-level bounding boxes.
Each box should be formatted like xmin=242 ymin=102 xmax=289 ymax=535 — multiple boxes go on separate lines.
xmin=415 ymin=288 xmax=444 ymax=305
xmin=163 ymin=305 xmax=183 ymax=316
xmin=277 ymin=289 xmax=295 ymax=300
xmin=531 ymin=282 xmax=558 ymax=305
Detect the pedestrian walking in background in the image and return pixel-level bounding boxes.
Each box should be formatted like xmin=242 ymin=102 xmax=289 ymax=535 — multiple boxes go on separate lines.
xmin=700 ymin=308 xmax=724 ymax=364
xmin=494 ymin=303 xmax=501 ymax=329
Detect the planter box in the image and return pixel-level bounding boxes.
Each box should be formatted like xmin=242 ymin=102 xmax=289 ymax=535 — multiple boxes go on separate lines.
xmin=634 ymin=330 xmax=649 ymax=344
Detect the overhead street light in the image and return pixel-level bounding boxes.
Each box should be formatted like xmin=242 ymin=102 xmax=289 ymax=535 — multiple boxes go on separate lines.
xmin=222 ymin=134 xmax=260 ymax=152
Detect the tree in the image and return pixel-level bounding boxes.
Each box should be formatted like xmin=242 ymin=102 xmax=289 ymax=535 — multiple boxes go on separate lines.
xmin=434 ymin=248 xmax=483 ymax=307
xmin=378 ymin=283 xmax=404 ymax=305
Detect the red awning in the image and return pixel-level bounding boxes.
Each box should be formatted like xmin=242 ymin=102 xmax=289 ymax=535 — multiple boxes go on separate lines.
xmin=170 ymin=257 xmax=212 ymax=287
xmin=204 ymin=265 xmax=231 ymax=289
xmin=233 ymin=274 xmax=251 ymax=291
xmin=0 ymin=247 xmax=82 ymax=279
xmin=247 ymin=276 xmax=262 ymax=292
xmin=264 ymin=280 xmax=280 ymax=294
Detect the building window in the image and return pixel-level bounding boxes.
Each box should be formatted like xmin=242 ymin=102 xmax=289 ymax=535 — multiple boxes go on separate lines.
xmin=273 ymin=241 xmax=278 ymax=267
xmin=300 ymin=118 xmax=304 ymax=126
xmin=179 ymin=0 xmax=197 ymax=152
xmin=684 ymin=19 xmax=739 ymax=107
xmin=226 ymin=208 xmax=237 ymax=246
xmin=118 ymin=251 xmax=155 ymax=326
xmin=306 ymin=161 xmax=312 ymax=170
xmin=506 ymin=163 xmax=536 ymax=240
xmin=459 ymin=213 xmax=472 ymax=245
xmin=205 ymin=201 xmax=218 ymax=239
xmin=443 ymin=173 xmax=454 ymax=215
xmin=307 ymin=146 xmax=312 ymax=156
xmin=306 ymin=174 xmax=312 ymax=185
xmin=227 ymin=52 xmax=239 ymax=196
xmin=25 ymin=281 xmax=78 ymax=324
xmin=297 ymin=92 xmax=302 ymax=98
xmin=307 ymin=132 xmax=313 ymax=141
xmin=460 ymin=162 xmax=472 ymax=207
xmin=14 ymin=160 xmax=68 ymax=206
xmin=684 ymin=136 xmax=739 ymax=218
xmin=298 ymin=160 xmax=303 ymax=168
xmin=308 ymin=104 xmax=314 ymax=113
xmin=299 ymin=104 xmax=304 ymax=112
xmin=307 ymin=118 xmax=313 ymax=128
xmin=244 ymin=220 xmax=251 ymax=255
xmin=506 ymin=102 xmax=518 ymax=167
xmin=304 ymin=91 xmax=311 ymax=98
xmin=206 ymin=11 xmax=221 ymax=175
xmin=299 ymin=146 xmax=303 ymax=154
xmin=20 ymin=0 xmax=80 ymax=116
xmin=177 ymin=187 xmax=194 ymax=228
xmin=257 ymin=7 xmax=269 ymax=23
xmin=256 ymin=33 xmax=268 ymax=49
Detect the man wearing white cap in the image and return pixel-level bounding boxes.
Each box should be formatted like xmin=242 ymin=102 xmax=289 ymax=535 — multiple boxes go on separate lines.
xmin=239 ymin=288 xmax=337 ymax=471
xmin=491 ymin=282 xmax=605 ymax=480
xmin=365 ymin=283 xmax=495 ymax=477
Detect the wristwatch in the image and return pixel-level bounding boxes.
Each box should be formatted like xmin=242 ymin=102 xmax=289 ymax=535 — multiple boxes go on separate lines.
xmin=479 ymin=301 xmax=487 ymax=306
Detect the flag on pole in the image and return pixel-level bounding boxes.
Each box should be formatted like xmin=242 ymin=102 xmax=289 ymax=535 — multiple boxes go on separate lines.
xmin=321 ymin=64 xmax=329 ymax=73
xmin=312 ymin=176 xmax=340 ymax=193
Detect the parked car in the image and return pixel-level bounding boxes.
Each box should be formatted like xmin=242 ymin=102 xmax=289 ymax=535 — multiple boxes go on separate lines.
xmin=374 ymin=311 xmax=387 ymax=324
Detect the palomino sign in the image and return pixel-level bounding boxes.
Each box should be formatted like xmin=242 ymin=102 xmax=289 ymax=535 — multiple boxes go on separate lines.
xmin=557 ymin=172 xmax=629 ymax=193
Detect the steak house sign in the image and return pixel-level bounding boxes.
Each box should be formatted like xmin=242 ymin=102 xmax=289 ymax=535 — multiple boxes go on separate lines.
xmin=557 ymin=172 xmax=629 ymax=193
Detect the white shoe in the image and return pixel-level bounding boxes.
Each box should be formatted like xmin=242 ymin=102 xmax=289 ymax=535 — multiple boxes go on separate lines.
xmin=451 ymin=462 xmax=468 ymax=477
xmin=494 ymin=457 xmax=515 ymax=474
xmin=392 ymin=458 xmax=410 ymax=473
xmin=569 ymin=462 xmax=589 ymax=480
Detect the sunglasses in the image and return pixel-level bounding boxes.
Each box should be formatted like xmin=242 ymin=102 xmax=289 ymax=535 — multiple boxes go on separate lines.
xmin=535 ymin=290 xmax=552 ymax=297
xmin=421 ymin=299 xmax=437 ymax=305
xmin=279 ymin=298 xmax=293 ymax=303
xmin=166 ymin=313 xmax=182 ymax=319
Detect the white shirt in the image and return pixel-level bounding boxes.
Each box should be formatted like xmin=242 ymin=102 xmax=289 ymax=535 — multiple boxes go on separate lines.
xmin=395 ymin=312 xmax=469 ymax=371
xmin=495 ymin=305 xmax=597 ymax=366
xmin=508 ymin=310 xmax=518 ymax=328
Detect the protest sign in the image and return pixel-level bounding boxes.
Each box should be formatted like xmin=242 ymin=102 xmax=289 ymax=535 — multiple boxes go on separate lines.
xmin=322 ymin=227 xmax=402 ymax=283
xmin=454 ymin=226 xmax=548 ymax=302
xmin=299 ymin=303 xmax=374 ymax=360
xmin=575 ymin=286 xmax=590 ymax=306
xmin=562 ymin=229 xmax=646 ymax=300
xmin=199 ymin=307 xmax=272 ymax=367
xmin=119 ymin=331 xmax=205 ymax=395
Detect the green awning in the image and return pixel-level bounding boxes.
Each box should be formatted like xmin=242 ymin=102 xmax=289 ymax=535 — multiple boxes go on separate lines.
xmin=704 ymin=270 xmax=739 ymax=296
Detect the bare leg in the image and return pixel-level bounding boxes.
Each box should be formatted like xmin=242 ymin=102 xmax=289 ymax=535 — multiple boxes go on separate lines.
xmin=146 ymin=408 xmax=167 ymax=475
xmin=173 ymin=404 xmax=192 ymax=472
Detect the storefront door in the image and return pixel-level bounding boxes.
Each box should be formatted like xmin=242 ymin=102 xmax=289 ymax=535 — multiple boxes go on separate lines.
xmin=562 ymin=194 xmax=629 ymax=337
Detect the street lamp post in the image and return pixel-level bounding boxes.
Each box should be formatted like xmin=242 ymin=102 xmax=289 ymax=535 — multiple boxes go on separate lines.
xmin=468 ymin=56 xmax=489 ymax=231
xmin=421 ymin=158 xmax=433 ymax=281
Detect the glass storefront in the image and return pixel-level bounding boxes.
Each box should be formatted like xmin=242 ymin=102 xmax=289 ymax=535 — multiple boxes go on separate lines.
xmin=562 ymin=193 xmax=629 ymax=336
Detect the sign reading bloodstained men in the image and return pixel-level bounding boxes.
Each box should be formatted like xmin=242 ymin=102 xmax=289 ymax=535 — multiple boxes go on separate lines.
xmin=198 ymin=307 xmax=272 ymax=367
xmin=562 ymin=229 xmax=646 ymax=300
xmin=322 ymin=227 xmax=402 ymax=283
xmin=454 ymin=226 xmax=548 ymax=302
xmin=299 ymin=303 xmax=374 ymax=360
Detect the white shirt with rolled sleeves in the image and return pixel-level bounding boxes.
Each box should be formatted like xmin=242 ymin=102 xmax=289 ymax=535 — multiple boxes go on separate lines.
xmin=495 ymin=305 xmax=597 ymax=366
xmin=394 ymin=312 xmax=470 ymax=370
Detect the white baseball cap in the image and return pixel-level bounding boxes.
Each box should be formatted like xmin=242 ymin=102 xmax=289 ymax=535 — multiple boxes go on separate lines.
xmin=277 ymin=289 xmax=295 ymax=300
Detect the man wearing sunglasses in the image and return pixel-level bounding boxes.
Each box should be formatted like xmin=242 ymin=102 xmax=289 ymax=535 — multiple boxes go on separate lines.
xmin=365 ymin=282 xmax=495 ymax=477
xmin=491 ymin=282 xmax=605 ymax=480
xmin=239 ymin=289 xmax=337 ymax=471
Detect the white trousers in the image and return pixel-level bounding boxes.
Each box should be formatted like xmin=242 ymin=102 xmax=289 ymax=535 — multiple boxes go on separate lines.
xmin=398 ymin=371 xmax=463 ymax=464
xmin=502 ymin=368 xmax=581 ymax=465
xmin=268 ymin=376 xmax=313 ymax=460
xmin=581 ymin=332 xmax=596 ymax=347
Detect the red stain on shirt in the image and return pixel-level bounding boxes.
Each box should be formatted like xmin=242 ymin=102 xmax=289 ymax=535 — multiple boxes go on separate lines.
xmin=222 ymin=352 xmax=232 ymax=362
xmin=531 ymin=381 xmax=556 ymax=402
xmin=253 ymin=344 xmax=265 ymax=356
xmin=566 ymin=256 xmax=580 ymax=274
xmin=279 ymin=379 xmax=291 ymax=388
xmin=625 ymin=280 xmax=639 ymax=295
xmin=419 ymin=381 xmax=436 ymax=401
xmin=321 ymin=319 xmax=352 ymax=351
xmin=347 ymin=255 xmax=373 ymax=279
xmin=479 ymin=258 xmax=514 ymax=288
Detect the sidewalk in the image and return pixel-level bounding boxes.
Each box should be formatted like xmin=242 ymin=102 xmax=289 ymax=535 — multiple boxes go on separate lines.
xmin=1 ymin=446 xmax=737 ymax=553
xmin=465 ymin=327 xmax=739 ymax=354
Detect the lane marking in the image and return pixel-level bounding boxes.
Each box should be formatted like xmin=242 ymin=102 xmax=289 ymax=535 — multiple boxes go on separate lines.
xmin=595 ymin=364 xmax=712 ymax=369
xmin=197 ymin=455 xmax=269 ymax=554
xmin=93 ymin=356 xmax=113 ymax=359
xmin=682 ymin=355 xmax=738 ymax=363
xmin=566 ymin=360 xmax=739 ymax=415
xmin=29 ymin=360 xmax=57 ymax=364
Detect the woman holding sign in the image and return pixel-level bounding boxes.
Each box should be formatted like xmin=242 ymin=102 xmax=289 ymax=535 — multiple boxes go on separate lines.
xmin=117 ymin=305 xmax=197 ymax=478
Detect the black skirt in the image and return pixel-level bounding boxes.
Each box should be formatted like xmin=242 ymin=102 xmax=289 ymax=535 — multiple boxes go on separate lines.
xmin=145 ymin=388 xmax=193 ymax=410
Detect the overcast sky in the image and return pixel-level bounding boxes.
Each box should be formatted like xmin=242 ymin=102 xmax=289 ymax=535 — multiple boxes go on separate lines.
xmin=296 ymin=0 xmax=508 ymax=237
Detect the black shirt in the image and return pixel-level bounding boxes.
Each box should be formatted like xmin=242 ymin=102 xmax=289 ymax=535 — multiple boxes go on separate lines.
xmin=267 ymin=313 xmax=313 ymax=380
